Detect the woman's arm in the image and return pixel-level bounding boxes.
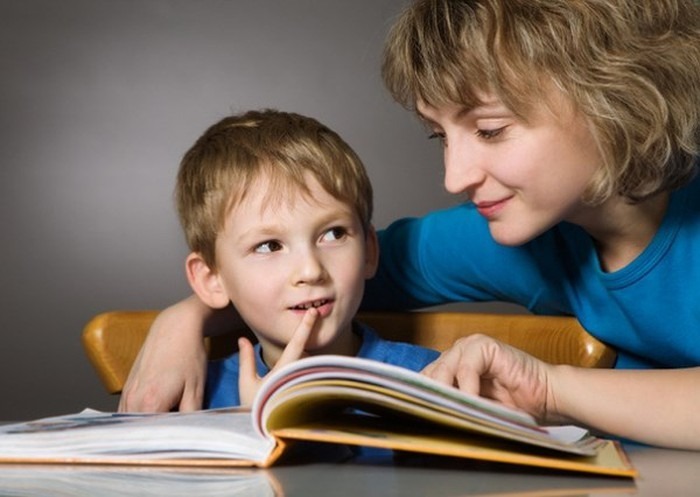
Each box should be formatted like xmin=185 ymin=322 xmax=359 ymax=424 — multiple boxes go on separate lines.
xmin=551 ymin=363 xmax=700 ymax=450
xmin=118 ymin=295 xmax=244 ymax=412
xmin=422 ymin=334 xmax=700 ymax=450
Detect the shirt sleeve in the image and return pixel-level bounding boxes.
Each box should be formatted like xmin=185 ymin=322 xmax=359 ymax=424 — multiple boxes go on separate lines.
xmin=363 ymin=203 xmax=535 ymax=310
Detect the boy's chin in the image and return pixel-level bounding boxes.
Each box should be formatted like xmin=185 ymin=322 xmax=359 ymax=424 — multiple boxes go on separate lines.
xmin=304 ymin=328 xmax=357 ymax=356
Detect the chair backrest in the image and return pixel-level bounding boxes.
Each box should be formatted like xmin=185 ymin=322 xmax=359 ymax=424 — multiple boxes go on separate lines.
xmin=82 ymin=310 xmax=616 ymax=395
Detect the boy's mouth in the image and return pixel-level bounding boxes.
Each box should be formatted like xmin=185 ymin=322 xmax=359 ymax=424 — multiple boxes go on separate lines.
xmin=291 ymin=299 xmax=331 ymax=311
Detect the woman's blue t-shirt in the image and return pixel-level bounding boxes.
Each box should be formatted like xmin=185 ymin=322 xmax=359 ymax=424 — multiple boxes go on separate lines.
xmin=363 ymin=173 xmax=700 ymax=369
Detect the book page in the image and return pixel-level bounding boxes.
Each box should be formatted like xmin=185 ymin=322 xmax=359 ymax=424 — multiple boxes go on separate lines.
xmin=254 ymin=356 xmax=589 ymax=452
xmin=262 ymin=381 xmax=602 ymax=456
xmin=255 ymin=355 xmax=536 ymax=432
xmin=0 ymin=408 xmax=275 ymax=464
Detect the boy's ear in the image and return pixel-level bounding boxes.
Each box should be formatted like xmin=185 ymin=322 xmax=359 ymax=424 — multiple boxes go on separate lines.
xmin=185 ymin=252 xmax=230 ymax=309
xmin=363 ymin=225 xmax=380 ymax=279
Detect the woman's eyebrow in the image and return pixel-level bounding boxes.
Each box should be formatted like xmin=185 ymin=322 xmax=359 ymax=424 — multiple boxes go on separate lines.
xmin=415 ymin=111 xmax=438 ymax=127
xmin=415 ymin=103 xmax=484 ymax=125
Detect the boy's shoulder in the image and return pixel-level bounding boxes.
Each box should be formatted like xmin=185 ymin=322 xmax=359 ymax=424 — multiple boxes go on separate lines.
xmin=354 ymin=321 xmax=440 ymax=372
xmin=205 ymin=343 xmax=268 ymax=409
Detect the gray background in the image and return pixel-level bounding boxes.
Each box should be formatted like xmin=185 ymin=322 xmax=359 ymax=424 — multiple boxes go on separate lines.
xmin=0 ymin=0 xmax=516 ymax=420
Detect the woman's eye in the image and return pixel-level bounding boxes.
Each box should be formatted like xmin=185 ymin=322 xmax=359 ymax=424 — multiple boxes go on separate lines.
xmin=321 ymin=227 xmax=347 ymax=242
xmin=254 ymin=240 xmax=282 ymax=254
xmin=428 ymin=131 xmax=447 ymax=147
xmin=475 ymin=127 xmax=505 ymax=140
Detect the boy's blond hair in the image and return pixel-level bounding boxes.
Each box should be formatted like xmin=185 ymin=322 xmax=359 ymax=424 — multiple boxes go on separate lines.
xmin=382 ymin=0 xmax=700 ymax=204
xmin=176 ymin=110 xmax=373 ymax=268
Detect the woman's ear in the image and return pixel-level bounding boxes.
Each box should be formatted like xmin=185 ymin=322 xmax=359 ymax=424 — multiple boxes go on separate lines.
xmin=185 ymin=252 xmax=230 ymax=309
xmin=363 ymin=225 xmax=380 ymax=279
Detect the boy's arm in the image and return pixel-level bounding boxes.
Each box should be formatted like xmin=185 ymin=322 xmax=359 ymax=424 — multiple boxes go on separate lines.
xmin=118 ymin=295 xmax=244 ymax=412
xmin=423 ymin=334 xmax=700 ymax=450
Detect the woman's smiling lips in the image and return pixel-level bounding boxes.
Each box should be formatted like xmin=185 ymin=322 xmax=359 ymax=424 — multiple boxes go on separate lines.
xmin=475 ymin=197 xmax=511 ymax=218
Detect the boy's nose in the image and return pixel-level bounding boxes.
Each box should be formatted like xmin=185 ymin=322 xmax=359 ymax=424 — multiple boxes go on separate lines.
xmin=292 ymin=250 xmax=326 ymax=285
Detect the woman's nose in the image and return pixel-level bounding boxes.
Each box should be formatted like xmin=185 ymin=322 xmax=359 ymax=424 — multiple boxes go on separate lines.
xmin=443 ymin=138 xmax=486 ymax=195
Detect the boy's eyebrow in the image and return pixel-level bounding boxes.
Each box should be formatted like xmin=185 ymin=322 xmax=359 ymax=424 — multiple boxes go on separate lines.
xmin=234 ymin=224 xmax=283 ymax=244
xmin=234 ymin=205 xmax=358 ymax=242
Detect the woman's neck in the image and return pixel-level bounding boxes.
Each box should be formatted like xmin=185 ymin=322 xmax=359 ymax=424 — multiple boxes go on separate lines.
xmin=571 ymin=193 xmax=670 ymax=272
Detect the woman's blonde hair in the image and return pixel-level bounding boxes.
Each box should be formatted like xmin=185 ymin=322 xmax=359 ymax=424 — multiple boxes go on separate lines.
xmin=176 ymin=110 xmax=373 ymax=268
xmin=382 ymin=0 xmax=700 ymax=204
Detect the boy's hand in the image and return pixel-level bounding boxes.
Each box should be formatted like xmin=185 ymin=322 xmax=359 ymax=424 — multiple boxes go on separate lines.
xmin=237 ymin=308 xmax=319 ymax=406
xmin=421 ymin=334 xmax=555 ymax=423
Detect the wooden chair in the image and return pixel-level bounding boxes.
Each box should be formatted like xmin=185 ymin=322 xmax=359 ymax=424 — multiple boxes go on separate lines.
xmin=82 ymin=310 xmax=616 ymax=395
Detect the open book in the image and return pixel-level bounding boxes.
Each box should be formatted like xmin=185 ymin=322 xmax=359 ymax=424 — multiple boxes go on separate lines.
xmin=0 ymin=355 xmax=636 ymax=477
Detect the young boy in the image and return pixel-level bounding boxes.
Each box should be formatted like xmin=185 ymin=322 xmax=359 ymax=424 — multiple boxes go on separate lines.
xmin=175 ymin=109 xmax=439 ymax=407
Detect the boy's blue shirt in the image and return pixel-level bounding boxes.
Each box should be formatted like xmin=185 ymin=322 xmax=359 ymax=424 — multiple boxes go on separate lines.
xmin=204 ymin=321 xmax=440 ymax=409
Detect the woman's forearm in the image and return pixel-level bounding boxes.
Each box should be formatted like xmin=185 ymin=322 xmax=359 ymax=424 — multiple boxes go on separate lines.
xmin=176 ymin=294 xmax=245 ymax=338
xmin=118 ymin=294 xmax=244 ymax=411
xmin=551 ymin=366 xmax=700 ymax=450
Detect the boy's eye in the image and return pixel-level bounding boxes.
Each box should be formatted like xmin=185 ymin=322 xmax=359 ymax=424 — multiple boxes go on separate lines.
xmin=321 ymin=227 xmax=347 ymax=242
xmin=475 ymin=127 xmax=505 ymax=140
xmin=254 ymin=240 xmax=282 ymax=254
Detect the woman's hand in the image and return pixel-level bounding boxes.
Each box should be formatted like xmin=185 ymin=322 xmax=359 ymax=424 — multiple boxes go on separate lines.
xmin=423 ymin=334 xmax=700 ymax=449
xmin=118 ymin=296 xmax=214 ymax=412
xmin=422 ymin=334 xmax=558 ymax=423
